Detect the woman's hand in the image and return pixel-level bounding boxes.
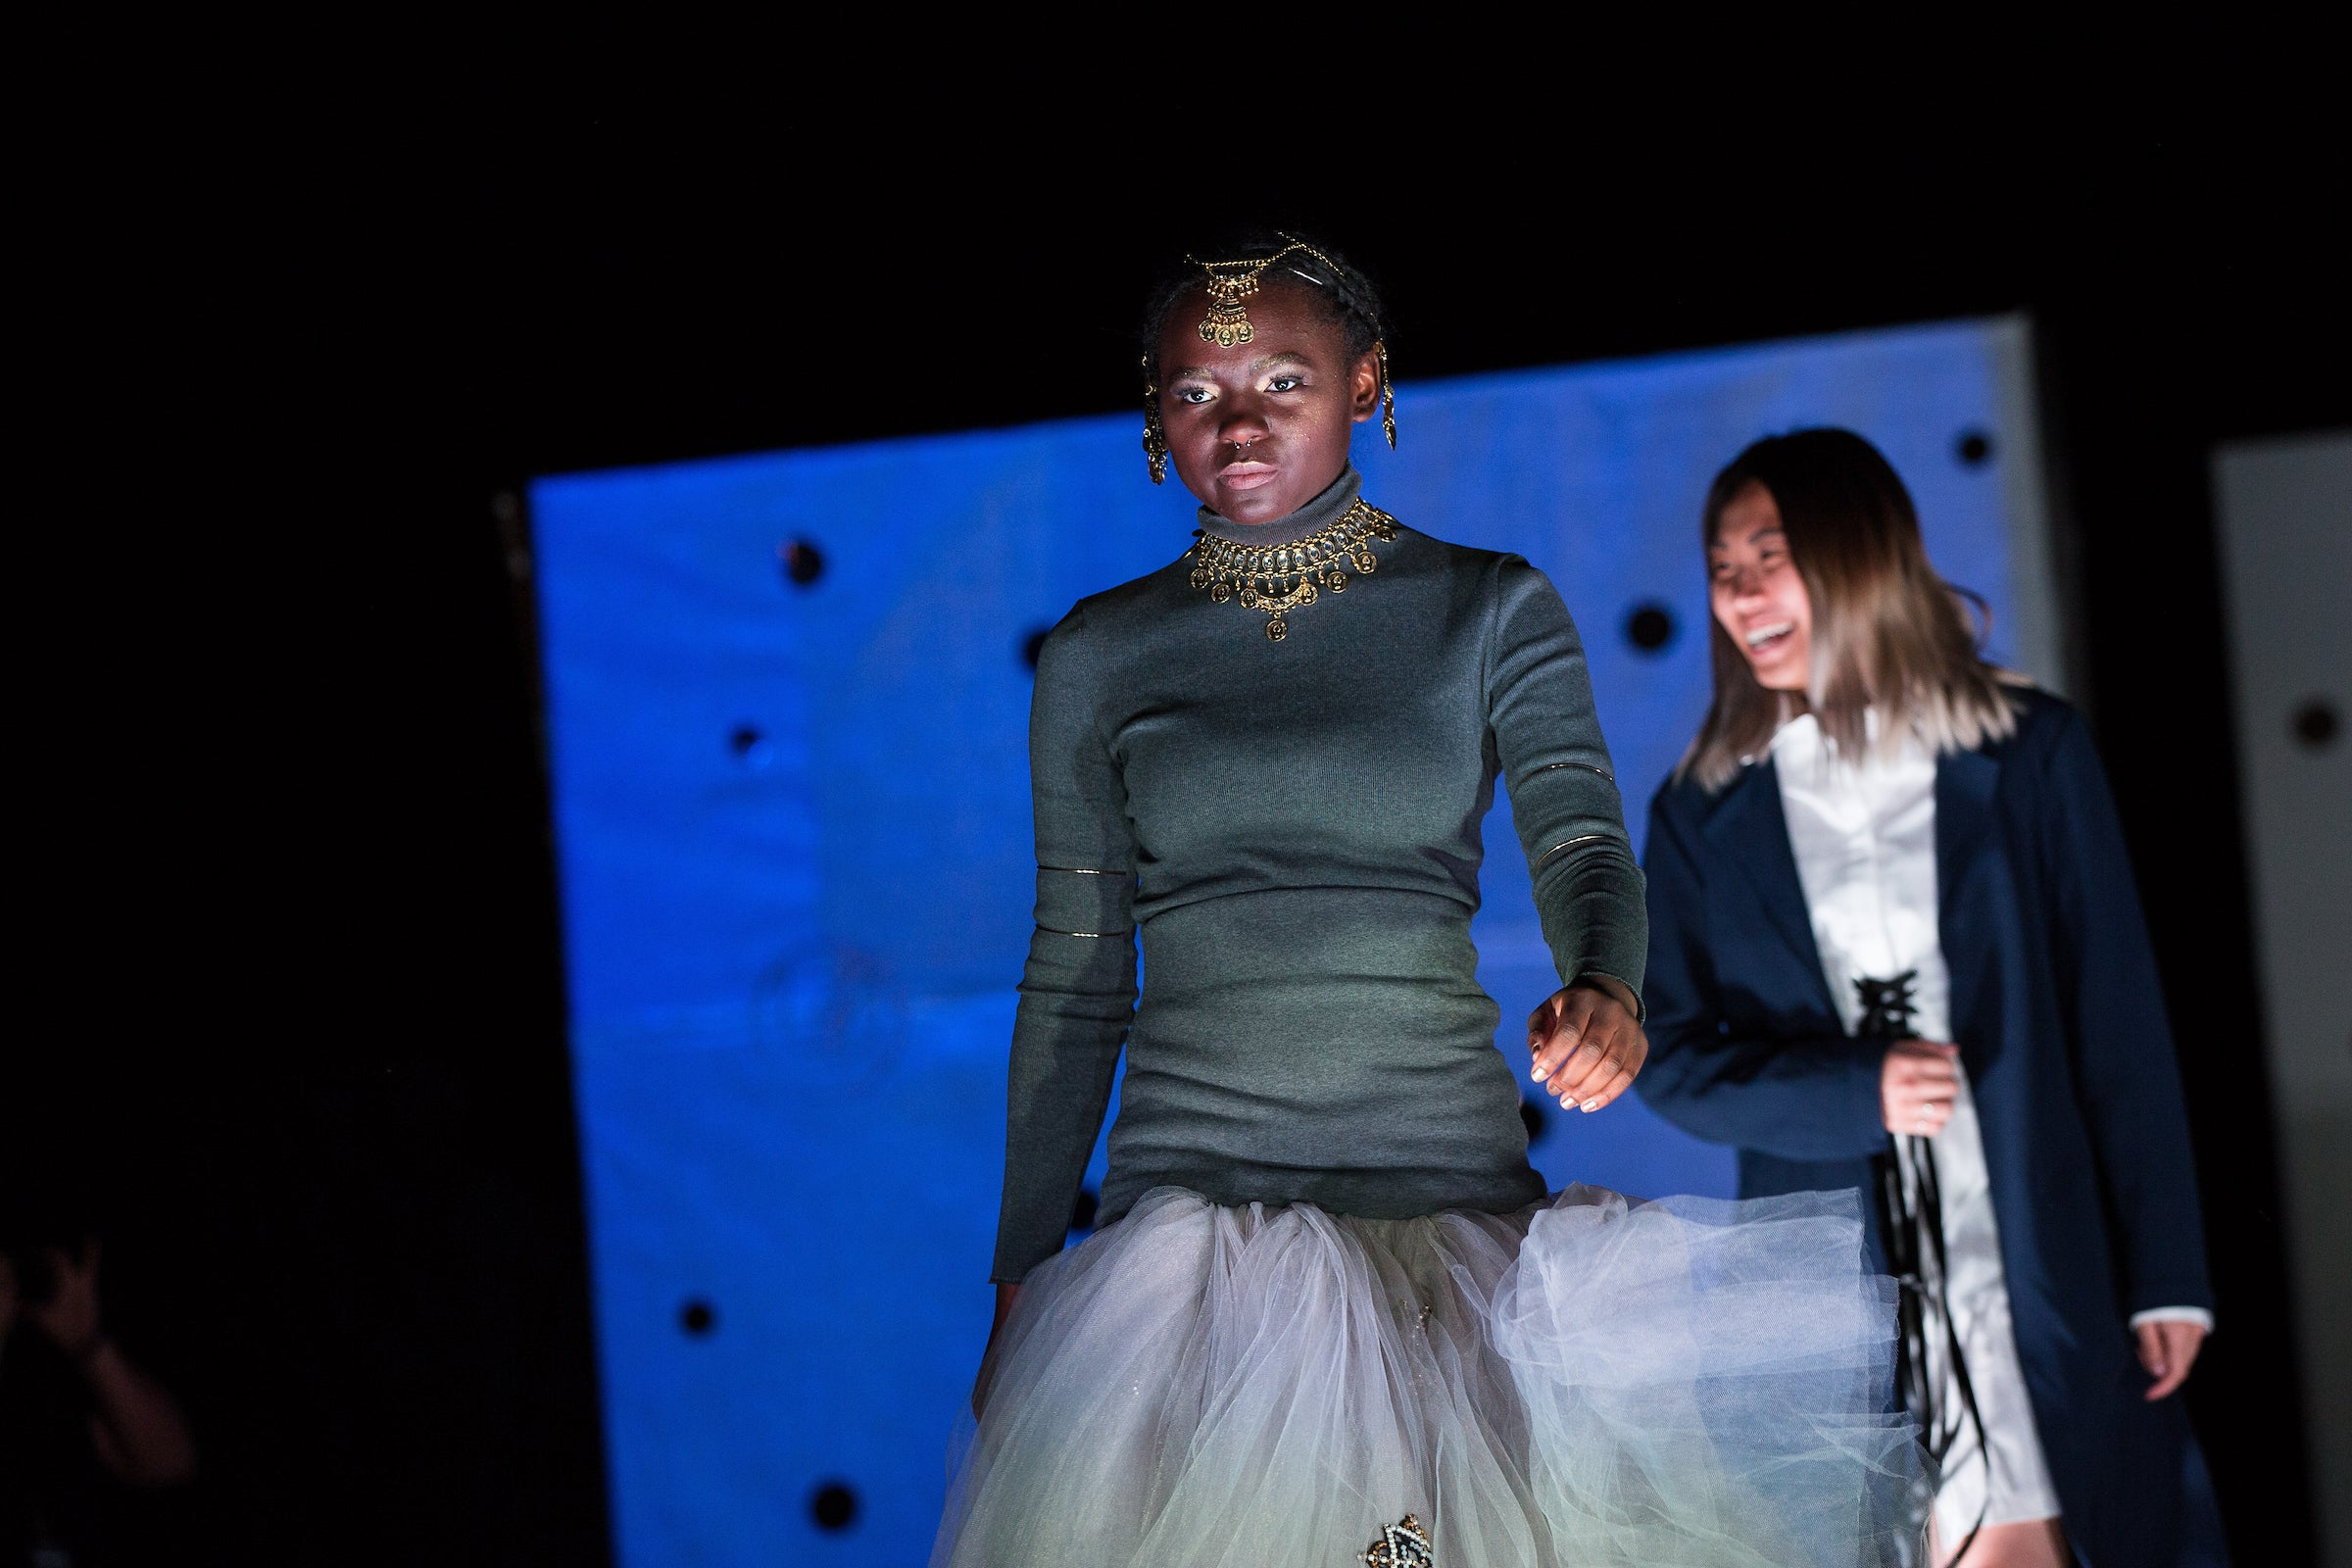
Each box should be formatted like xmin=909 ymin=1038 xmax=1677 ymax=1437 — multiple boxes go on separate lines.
xmin=1528 ymin=980 xmax=1647 ymax=1113
xmin=1882 ymin=1039 xmax=1959 ymax=1137
xmin=2136 ymin=1318 xmax=2205 ymax=1401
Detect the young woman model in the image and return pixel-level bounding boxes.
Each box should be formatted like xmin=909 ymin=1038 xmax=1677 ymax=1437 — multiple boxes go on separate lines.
xmin=934 ymin=243 xmax=1918 ymax=1567
xmin=1637 ymin=429 xmax=2220 ymax=1567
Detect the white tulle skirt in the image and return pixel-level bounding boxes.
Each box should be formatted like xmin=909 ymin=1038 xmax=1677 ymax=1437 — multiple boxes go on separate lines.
xmin=935 ymin=1184 xmax=1925 ymax=1568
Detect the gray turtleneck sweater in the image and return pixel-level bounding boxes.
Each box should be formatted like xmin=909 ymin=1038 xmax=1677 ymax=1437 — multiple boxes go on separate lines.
xmin=991 ymin=467 xmax=1646 ymax=1283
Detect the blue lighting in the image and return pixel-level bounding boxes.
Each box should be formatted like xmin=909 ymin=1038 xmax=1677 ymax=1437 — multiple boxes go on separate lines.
xmin=530 ymin=317 xmax=2046 ymax=1566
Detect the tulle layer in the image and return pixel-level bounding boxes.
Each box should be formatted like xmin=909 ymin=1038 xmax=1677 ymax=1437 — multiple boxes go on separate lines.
xmin=936 ymin=1184 xmax=1924 ymax=1567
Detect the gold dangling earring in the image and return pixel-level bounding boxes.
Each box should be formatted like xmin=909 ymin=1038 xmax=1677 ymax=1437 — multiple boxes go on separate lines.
xmin=1375 ymin=340 xmax=1396 ymax=450
xmin=1141 ymin=355 xmax=1169 ymax=484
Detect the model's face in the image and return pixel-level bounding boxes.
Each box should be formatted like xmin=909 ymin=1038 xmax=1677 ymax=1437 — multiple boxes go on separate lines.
xmin=1709 ymin=482 xmax=1812 ymax=692
xmin=1154 ymin=280 xmax=1379 ymax=526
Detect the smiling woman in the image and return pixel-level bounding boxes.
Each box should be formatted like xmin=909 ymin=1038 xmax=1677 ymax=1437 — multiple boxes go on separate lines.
xmin=1642 ymin=428 xmax=2221 ymax=1567
xmin=1688 ymin=430 xmax=2018 ymax=792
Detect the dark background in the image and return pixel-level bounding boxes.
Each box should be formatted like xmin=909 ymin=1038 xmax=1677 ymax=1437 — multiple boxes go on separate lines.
xmin=18 ymin=45 xmax=2344 ymax=1566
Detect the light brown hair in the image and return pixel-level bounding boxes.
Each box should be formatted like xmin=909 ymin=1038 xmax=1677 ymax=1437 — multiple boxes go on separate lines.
xmin=1679 ymin=427 xmax=2020 ymax=792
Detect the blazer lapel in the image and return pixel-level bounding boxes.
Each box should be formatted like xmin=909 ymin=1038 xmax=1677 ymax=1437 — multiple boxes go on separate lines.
xmin=1705 ymin=760 xmax=1837 ymax=1014
xmin=1936 ymin=747 xmax=2003 ymax=1060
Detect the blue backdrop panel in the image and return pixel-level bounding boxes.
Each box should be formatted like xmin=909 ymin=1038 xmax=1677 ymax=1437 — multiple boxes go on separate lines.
xmin=530 ymin=317 xmax=2047 ymax=1566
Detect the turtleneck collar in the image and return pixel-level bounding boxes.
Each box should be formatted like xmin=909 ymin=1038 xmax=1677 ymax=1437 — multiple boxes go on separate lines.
xmin=1196 ymin=465 xmax=1362 ymax=546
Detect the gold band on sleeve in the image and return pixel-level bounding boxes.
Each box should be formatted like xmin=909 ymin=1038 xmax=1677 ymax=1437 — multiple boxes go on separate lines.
xmin=1534 ymin=833 xmax=1612 ymax=872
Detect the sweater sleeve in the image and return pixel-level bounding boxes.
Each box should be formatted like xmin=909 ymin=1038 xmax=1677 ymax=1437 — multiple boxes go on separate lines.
xmin=1634 ymin=786 xmax=1893 ymax=1159
xmin=1487 ymin=558 xmax=1648 ymax=1002
xmin=990 ymin=609 xmax=1139 ymax=1285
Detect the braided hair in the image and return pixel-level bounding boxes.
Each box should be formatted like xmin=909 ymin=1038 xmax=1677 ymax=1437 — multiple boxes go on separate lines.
xmin=1138 ymin=228 xmax=1390 ymax=372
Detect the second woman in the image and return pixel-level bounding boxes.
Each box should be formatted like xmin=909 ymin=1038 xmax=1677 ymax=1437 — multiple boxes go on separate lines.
xmin=1638 ymin=428 xmax=2220 ymax=1567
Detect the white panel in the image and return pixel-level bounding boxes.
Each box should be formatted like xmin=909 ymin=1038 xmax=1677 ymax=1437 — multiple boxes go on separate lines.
xmin=2213 ymin=430 xmax=2352 ymax=1566
xmin=1985 ymin=317 xmax=2070 ymax=696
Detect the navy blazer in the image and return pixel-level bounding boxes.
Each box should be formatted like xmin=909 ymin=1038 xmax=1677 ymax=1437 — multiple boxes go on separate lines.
xmin=1638 ymin=690 xmax=2217 ymax=1565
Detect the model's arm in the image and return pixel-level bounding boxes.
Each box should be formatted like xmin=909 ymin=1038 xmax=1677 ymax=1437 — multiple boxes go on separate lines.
xmin=1487 ymin=561 xmax=1650 ymax=1109
xmin=989 ymin=610 xmax=1139 ymax=1296
xmin=2038 ymin=709 xmax=2215 ymax=1321
xmin=1487 ymin=561 xmax=1646 ymax=1001
xmin=1634 ymin=791 xmax=1893 ymax=1161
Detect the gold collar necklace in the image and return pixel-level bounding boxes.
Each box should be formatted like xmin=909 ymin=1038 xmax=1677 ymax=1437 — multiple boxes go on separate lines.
xmin=1188 ymin=498 xmax=1400 ymax=642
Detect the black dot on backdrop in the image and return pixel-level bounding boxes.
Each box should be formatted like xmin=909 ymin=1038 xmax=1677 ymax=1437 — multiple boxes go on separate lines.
xmin=780 ymin=539 xmax=825 ymax=586
xmin=809 ymin=1481 xmax=858 ymax=1533
xmin=678 ymin=1298 xmax=715 ymax=1337
xmin=1519 ymin=1098 xmax=1547 ymax=1144
xmin=728 ymin=724 xmax=762 ymax=759
xmin=1625 ymin=603 xmax=1676 ymax=654
xmin=1021 ymin=626 xmax=1052 ymax=671
xmin=2292 ymin=698 xmax=2339 ymax=751
xmin=1955 ymin=430 xmax=1995 ymax=467
xmin=1069 ymin=1188 xmax=1099 ymax=1232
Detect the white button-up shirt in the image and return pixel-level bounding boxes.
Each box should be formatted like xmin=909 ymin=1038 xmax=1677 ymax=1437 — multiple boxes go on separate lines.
xmin=1773 ymin=712 xmax=2207 ymax=1533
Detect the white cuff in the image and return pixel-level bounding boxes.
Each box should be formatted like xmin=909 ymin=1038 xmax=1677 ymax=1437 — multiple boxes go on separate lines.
xmin=2129 ymin=1306 xmax=2215 ymax=1333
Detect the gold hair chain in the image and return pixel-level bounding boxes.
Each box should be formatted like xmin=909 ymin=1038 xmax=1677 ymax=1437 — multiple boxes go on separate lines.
xmin=1188 ymin=498 xmax=1399 ymax=642
xmin=1187 ymin=235 xmax=1346 ymax=349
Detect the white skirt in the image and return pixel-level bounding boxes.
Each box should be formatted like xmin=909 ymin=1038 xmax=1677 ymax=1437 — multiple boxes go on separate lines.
xmin=935 ymin=1184 xmax=1925 ymax=1567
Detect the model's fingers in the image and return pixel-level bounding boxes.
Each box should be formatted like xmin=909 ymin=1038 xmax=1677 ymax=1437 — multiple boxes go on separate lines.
xmin=1537 ymin=994 xmax=1602 ymax=1084
xmin=1528 ymin=996 xmax=1580 ymax=1080
xmin=1557 ymin=1029 xmax=1633 ymax=1104
xmin=1551 ymin=1036 xmax=1602 ymax=1098
xmin=1550 ymin=1018 xmax=1617 ymax=1092
xmin=1534 ymin=1021 xmax=1585 ymax=1083
xmin=1579 ymin=1062 xmax=1640 ymax=1113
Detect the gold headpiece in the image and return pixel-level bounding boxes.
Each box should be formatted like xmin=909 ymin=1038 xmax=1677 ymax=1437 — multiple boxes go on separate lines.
xmin=1185 ymin=233 xmax=1346 ymax=349
xmin=1140 ymin=234 xmax=1397 ymax=483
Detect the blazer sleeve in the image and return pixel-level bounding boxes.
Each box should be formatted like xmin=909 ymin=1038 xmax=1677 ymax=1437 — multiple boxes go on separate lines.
xmin=1635 ymin=785 xmax=1891 ymax=1160
xmin=1487 ymin=558 xmax=1647 ymax=1001
xmin=989 ymin=607 xmax=1139 ymax=1285
xmin=2038 ymin=708 xmax=2215 ymax=1315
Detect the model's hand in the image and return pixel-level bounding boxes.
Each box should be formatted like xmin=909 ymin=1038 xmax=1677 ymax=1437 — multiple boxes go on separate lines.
xmin=1881 ymin=1039 xmax=1958 ymax=1138
xmin=2136 ymin=1318 xmax=2205 ymax=1401
xmin=1528 ymin=981 xmax=1646 ymax=1113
